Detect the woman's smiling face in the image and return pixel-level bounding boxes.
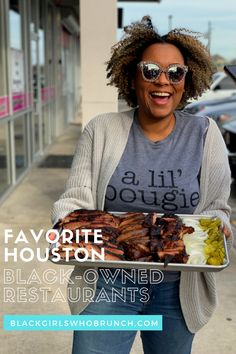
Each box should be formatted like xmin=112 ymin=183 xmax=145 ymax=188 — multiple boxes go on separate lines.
xmin=133 ymin=43 xmax=186 ymax=122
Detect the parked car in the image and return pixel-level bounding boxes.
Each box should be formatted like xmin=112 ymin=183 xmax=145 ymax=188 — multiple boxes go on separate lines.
xmin=184 ymin=99 xmax=236 ymax=179
xmin=184 ymin=100 xmax=236 ymax=131
xmin=190 ymin=72 xmax=236 ymax=102
xmin=185 ymin=95 xmax=236 ymax=115
xmin=222 ymin=119 xmax=236 ymax=179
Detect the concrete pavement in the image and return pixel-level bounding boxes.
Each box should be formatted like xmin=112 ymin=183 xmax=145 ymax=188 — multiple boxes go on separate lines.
xmin=0 ymin=122 xmax=235 ymax=354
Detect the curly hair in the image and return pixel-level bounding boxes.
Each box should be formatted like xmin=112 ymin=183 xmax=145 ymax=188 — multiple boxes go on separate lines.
xmin=106 ymin=16 xmax=215 ymax=108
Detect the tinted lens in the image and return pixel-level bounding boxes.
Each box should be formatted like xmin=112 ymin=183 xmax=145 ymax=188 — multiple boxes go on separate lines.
xmin=142 ymin=63 xmax=160 ymax=81
xmin=168 ymin=65 xmax=186 ymax=83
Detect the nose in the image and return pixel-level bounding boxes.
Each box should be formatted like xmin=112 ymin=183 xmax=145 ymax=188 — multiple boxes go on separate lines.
xmin=156 ymin=71 xmax=169 ymax=85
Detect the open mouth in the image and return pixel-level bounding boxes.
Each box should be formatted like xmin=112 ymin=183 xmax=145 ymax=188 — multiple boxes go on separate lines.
xmin=150 ymin=91 xmax=172 ymax=104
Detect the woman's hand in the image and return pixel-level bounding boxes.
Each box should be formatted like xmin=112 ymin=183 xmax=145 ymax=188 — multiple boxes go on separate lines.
xmin=222 ymin=225 xmax=231 ymax=239
xmin=48 ymin=231 xmax=57 ymax=241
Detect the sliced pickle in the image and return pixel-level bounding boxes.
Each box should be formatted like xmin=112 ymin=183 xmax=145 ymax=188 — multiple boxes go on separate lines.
xmin=199 ymin=218 xmax=225 ymax=266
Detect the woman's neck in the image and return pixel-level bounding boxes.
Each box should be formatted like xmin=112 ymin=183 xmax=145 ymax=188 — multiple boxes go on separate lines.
xmin=136 ymin=111 xmax=176 ymax=142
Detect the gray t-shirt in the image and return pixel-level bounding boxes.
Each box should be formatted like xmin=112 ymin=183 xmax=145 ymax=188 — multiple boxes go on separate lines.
xmin=105 ymin=110 xmax=209 ymax=281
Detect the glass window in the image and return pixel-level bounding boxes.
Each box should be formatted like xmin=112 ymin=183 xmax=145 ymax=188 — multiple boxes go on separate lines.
xmin=9 ymin=0 xmax=22 ymax=50
xmin=0 ymin=120 xmax=10 ymax=195
xmin=39 ymin=28 xmax=45 ymax=90
xmin=212 ymin=72 xmax=222 ymax=82
xmin=30 ymin=0 xmax=38 ymax=34
xmin=42 ymin=105 xmax=49 ymax=147
xmin=46 ymin=4 xmax=53 ymax=89
xmin=32 ymin=112 xmax=40 ymax=154
xmin=31 ymin=38 xmax=38 ymax=101
xmin=0 ymin=2 xmax=9 ymax=118
xmin=14 ymin=115 xmax=28 ymax=178
xmin=39 ymin=1 xmax=45 ymax=92
xmin=216 ymin=77 xmax=236 ymax=90
xmin=9 ymin=0 xmax=27 ymax=113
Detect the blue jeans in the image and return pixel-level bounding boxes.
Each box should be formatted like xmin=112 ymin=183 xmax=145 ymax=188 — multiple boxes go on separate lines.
xmin=72 ymin=269 xmax=194 ymax=354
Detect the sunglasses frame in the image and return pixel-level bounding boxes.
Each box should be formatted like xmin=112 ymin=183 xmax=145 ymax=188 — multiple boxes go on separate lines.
xmin=137 ymin=61 xmax=188 ymax=84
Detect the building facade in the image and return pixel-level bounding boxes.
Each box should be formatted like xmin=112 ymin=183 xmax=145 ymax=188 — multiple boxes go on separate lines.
xmin=0 ymin=0 xmax=118 ymax=200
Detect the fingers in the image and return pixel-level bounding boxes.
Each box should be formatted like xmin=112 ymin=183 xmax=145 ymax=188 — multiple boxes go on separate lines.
xmin=222 ymin=225 xmax=231 ymax=239
xmin=48 ymin=231 xmax=57 ymax=241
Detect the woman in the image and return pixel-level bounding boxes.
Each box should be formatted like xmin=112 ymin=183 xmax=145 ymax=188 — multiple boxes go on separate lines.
xmin=52 ymin=16 xmax=232 ymax=354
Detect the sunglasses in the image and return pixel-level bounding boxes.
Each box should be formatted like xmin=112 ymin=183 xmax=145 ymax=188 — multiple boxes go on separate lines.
xmin=137 ymin=61 xmax=188 ymax=84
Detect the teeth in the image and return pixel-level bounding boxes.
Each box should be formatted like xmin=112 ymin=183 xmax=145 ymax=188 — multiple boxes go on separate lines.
xmin=151 ymin=92 xmax=170 ymax=97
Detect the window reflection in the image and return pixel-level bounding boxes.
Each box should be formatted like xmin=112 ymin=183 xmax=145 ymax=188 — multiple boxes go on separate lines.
xmin=9 ymin=0 xmax=22 ymax=50
xmin=14 ymin=115 xmax=28 ymax=178
xmin=31 ymin=39 xmax=38 ymax=100
xmin=30 ymin=0 xmax=37 ymax=34
xmin=39 ymin=29 xmax=45 ymax=89
xmin=0 ymin=121 xmax=10 ymax=195
xmin=32 ymin=112 xmax=40 ymax=154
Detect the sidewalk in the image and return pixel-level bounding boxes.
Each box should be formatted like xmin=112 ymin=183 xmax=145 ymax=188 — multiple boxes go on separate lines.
xmin=0 ymin=123 xmax=236 ymax=354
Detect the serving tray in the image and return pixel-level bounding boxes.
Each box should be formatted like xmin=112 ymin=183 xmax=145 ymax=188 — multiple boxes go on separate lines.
xmin=48 ymin=213 xmax=230 ymax=272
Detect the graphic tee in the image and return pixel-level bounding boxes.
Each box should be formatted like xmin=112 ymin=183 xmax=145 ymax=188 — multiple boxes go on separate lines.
xmin=105 ymin=111 xmax=208 ymax=213
xmin=104 ymin=110 xmax=209 ymax=281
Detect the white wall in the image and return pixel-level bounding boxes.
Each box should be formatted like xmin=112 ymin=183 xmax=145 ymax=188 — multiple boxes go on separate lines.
xmin=80 ymin=0 xmax=118 ymax=127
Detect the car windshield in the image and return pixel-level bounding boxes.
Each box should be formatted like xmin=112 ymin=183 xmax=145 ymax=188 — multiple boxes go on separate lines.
xmin=212 ymin=72 xmax=223 ymax=81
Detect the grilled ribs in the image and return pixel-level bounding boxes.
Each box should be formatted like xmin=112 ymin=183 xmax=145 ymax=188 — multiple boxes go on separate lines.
xmin=53 ymin=210 xmax=194 ymax=264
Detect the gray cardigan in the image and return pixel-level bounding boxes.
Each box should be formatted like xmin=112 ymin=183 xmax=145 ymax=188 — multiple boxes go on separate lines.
xmin=52 ymin=109 xmax=232 ymax=333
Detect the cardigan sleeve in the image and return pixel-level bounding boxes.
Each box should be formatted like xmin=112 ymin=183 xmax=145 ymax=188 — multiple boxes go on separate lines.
xmin=196 ymin=118 xmax=233 ymax=250
xmin=51 ymin=125 xmax=95 ymax=225
xmin=180 ymin=119 xmax=233 ymax=333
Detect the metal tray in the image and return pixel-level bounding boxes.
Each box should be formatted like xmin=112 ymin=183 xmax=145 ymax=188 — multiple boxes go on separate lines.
xmin=48 ymin=213 xmax=230 ymax=272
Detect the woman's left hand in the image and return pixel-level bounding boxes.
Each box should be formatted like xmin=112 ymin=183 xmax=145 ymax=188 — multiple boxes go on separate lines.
xmin=222 ymin=224 xmax=231 ymax=239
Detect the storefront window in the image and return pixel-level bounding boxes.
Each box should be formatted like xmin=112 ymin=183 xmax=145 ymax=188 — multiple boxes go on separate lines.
xmin=9 ymin=0 xmax=27 ymax=113
xmin=32 ymin=112 xmax=40 ymax=154
xmin=39 ymin=1 xmax=49 ymax=147
xmin=39 ymin=28 xmax=45 ymax=91
xmin=61 ymin=28 xmax=75 ymax=123
xmin=29 ymin=0 xmax=42 ymax=156
xmin=14 ymin=115 xmax=28 ymax=178
xmin=42 ymin=105 xmax=48 ymax=147
xmin=30 ymin=37 xmax=40 ymax=155
xmin=39 ymin=1 xmax=45 ymax=93
xmin=30 ymin=0 xmax=38 ymax=34
xmin=0 ymin=120 xmax=10 ymax=195
xmin=0 ymin=2 xmax=9 ymax=118
xmin=9 ymin=0 xmax=22 ymax=50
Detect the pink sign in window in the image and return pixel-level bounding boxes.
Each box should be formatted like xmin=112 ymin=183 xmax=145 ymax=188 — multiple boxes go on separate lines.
xmin=0 ymin=96 xmax=9 ymax=118
xmin=41 ymin=86 xmax=56 ymax=102
xmin=12 ymin=92 xmax=27 ymax=112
